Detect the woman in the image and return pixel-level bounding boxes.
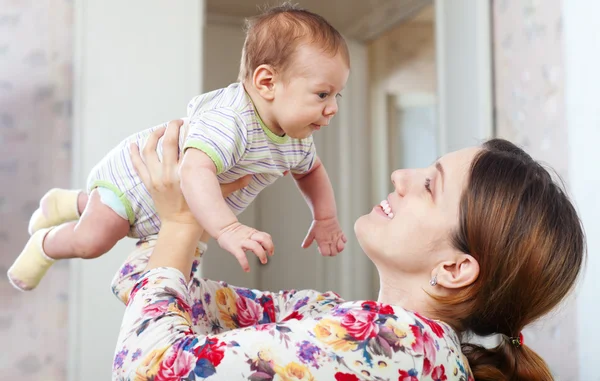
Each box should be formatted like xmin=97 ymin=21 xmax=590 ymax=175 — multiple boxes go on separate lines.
xmin=112 ymin=120 xmax=584 ymax=380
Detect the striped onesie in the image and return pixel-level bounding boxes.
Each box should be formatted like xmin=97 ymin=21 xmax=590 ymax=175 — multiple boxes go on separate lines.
xmin=86 ymin=82 xmax=316 ymax=238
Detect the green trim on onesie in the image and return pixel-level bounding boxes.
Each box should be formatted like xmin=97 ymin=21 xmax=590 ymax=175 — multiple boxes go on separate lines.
xmin=257 ymin=116 xmax=288 ymax=144
xmin=91 ymin=180 xmax=136 ymax=225
xmin=245 ymin=90 xmax=289 ymax=144
xmin=183 ymin=140 xmax=226 ymax=174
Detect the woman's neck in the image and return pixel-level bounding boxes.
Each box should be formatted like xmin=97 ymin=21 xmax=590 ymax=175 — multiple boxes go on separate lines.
xmin=376 ymin=270 xmax=437 ymax=318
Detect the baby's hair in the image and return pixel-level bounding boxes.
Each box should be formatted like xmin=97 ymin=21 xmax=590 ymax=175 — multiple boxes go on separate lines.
xmin=238 ymin=2 xmax=350 ymax=82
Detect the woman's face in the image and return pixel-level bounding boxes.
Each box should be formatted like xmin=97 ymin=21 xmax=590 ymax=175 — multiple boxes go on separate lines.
xmin=354 ymin=147 xmax=480 ymax=275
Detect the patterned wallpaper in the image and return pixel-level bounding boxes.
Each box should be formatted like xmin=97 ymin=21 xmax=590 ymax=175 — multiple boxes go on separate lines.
xmin=493 ymin=1 xmax=578 ymax=380
xmin=0 ymin=1 xmax=73 ymax=380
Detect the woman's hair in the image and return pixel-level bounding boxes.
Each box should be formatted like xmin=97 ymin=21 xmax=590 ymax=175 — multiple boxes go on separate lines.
xmin=438 ymin=139 xmax=585 ymax=380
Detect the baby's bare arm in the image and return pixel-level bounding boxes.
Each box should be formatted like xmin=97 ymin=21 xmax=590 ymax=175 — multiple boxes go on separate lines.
xmin=179 ymin=149 xmax=238 ymax=238
xmin=179 ymin=149 xmax=273 ymax=271
xmin=292 ymin=156 xmax=337 ymax=220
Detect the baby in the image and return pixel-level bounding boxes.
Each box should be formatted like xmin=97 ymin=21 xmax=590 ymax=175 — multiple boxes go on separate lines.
xmin=8 ymin=3 xmax=350 ymax=291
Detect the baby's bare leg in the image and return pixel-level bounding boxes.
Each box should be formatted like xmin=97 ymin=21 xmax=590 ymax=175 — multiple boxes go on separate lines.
xmin=8 ymin=189 xmax=129 ymax=291
xmin=43 ymin=189 xmax=129 ymax=260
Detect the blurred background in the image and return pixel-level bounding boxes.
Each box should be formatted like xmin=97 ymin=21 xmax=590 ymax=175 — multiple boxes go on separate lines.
xmin=0 ymin=0 xmax=598 ymax=380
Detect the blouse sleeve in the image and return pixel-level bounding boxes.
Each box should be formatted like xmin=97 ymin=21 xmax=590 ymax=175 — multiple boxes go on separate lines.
xmin=112 ymin=267 xmax=350 ymax=380
xmin=111 ymin=242 xmax=340 ymax=334
xmin=113 ymin=267 xmax=472 ymax=381
xmin=185 ymin=272 xmax=342 ymax=335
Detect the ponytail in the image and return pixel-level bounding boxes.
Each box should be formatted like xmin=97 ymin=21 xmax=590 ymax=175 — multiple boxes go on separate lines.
xmin=439 ymin=140 xmax=585 ymax=380
xmin=462 ymin=337 xmax=554 ymax=381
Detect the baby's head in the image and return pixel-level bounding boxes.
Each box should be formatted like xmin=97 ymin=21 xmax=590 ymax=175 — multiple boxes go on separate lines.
xmin=239 ymin=3 xmax=350 ymax=139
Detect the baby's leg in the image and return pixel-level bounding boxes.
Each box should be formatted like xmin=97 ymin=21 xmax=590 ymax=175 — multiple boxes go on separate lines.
xmin=43 ymin=189 xmax=129 ymax=260
xmin=7 ymin=189 xmax=129 ymax=290
xmin=28 ymin=189 xmax=87 ymax=234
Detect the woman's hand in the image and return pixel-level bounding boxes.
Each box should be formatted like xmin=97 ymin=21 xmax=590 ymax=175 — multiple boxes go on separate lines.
xmin=130 ymin=119 xmax=250 ymax=228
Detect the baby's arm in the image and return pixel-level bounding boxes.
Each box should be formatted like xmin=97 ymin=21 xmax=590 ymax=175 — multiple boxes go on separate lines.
xmin=179 ymin=149 xmax=272 ymax=271
xmin=292 ymin=156 xmax=346 ymax=256
xmin=292 ymin=156 xmax=336 ymax=221
xmin=179 ymin=149 xmax=237 ymax=236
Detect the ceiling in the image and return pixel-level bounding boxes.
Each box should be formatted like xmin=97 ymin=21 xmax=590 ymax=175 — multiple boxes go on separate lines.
xmin=206 ymin=0 xmax=434 ymax=41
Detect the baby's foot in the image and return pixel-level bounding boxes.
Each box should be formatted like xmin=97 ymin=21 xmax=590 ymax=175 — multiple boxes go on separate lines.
xmin=28 ymin=188 xmax=81 ymax=234
xmin=7 ymin=228 xmax=54 ymax=291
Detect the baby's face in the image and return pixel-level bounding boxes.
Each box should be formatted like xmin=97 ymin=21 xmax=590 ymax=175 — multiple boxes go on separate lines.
xmin=272 ymin=44 xmax=349 ymax=139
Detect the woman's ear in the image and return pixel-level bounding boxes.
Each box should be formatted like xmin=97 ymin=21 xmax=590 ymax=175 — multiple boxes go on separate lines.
xmin=251 ymin=64 xmax=276 ymax=101
xmin=433 ymin=254 xmax=479 ymax=289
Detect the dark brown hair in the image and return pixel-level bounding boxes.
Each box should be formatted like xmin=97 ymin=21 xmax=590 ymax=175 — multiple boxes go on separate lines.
xmin=238 ymin=2 xmax=350 ymax=82
xmin=438 ymin=139 xmax=585 ymax=380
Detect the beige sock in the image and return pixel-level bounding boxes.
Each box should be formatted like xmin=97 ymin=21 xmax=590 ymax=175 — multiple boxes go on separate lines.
xmin=28 ymin=188 xmax=81 ymax=235
xmin=7 ymin=228 xmax=54 ymax=291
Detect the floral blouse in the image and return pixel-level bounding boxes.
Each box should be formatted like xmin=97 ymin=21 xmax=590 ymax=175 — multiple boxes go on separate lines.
xmin=112 ymin=243 xmax=474 ymax=381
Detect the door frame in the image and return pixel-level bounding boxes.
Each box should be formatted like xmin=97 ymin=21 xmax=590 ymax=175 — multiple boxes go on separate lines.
xmin=369 ymin=0 xmax=494 ymax=294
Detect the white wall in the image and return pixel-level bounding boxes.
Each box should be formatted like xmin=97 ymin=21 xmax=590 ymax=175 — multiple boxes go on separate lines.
xmin=492 ymin=1 xmax=578 ymax=377
xmin=368 ymin=15 xmax=437 ymax=203
xmin=435 ymin=0 xmax=493 ymax=154
xmin=201 ymin=20 xmax=261 ymax=289
xmin=69 ymin=1 xmax=204 ymax=380
xmin=563 ymin=2 xmax=600 ymax=379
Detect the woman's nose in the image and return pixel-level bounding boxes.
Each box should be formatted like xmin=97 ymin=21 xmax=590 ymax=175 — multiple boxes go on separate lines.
xmin=391 ymin=170 xmax=408 ymax=197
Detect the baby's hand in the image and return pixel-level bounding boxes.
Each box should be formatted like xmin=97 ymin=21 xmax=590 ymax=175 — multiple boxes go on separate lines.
xmin=217 ymin=223 xmax=274 ymax=272
xmin=301 ymin=217 xmax=347 ymax=256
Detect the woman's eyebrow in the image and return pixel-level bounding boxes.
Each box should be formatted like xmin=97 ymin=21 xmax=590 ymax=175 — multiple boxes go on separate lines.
xmin=435 ymin=161 xmax=445 ymax=193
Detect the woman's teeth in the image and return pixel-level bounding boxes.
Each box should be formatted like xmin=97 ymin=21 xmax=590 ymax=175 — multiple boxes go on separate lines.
xmin=379 ymin=200 xmax=394 ymax=219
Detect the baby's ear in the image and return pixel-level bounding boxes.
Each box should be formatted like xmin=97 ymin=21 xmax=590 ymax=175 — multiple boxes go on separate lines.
xmin=252 ymin=64 xmax=276 ymax=101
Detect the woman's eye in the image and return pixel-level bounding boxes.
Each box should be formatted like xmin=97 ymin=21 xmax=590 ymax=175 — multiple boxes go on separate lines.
xmin=425 ymin=178 xmax=432 ymax=193
xmin=318 ymin=93 xmax=328 ymax=99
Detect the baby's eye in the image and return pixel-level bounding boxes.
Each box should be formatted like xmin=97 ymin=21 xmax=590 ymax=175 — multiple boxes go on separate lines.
xmin=318 ymin=92 xmax=328 ymax=99
xmin=425 ymin=178 xmax=432 ymax=193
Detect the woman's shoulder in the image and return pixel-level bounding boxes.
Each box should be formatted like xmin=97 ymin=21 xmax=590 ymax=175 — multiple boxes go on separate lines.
xmin=320 ymin=300 xmax=474 ymax=381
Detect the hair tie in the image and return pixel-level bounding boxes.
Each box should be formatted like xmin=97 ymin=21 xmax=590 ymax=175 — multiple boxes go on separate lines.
xmin=508 ymin=332 xmax=524 ymax=348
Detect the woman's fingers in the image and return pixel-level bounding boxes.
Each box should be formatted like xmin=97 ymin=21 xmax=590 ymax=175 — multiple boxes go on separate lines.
xmin=130 ymin=142 xmax=151 ymax=186
xmin=142 ymin=126 xmax=166 ymax=174
xmin=162 ymin=120 xmax=183 ymax=168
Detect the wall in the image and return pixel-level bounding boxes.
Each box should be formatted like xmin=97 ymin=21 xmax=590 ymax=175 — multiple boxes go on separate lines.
xmin=563 ymin=1 xmax=600 ymax=380
xmin=492 ymin=0 xmax=577 ymax=379
xmin=0 ymin=1 xmax=73 ymax=380
xmin=367 ymin=7 xmax=437 ymax=210
xmin=435 ymin=0 xmax=493 ymax=154
xmin=368 ymin=7 xmax=437 ymax=172
xmin=374 ymin=21 xmax=437 ymax=95
xmin=201 ymin=20 xmax=260 ymax=289
xmin=68 ymin=1 xmax=203 ymax=380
